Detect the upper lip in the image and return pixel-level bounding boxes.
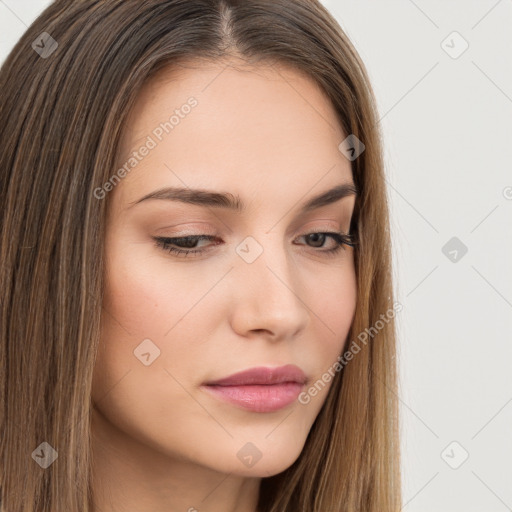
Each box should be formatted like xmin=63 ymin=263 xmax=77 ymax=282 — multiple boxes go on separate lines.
xmin=203 ymin=364 xmax=307 ymax=386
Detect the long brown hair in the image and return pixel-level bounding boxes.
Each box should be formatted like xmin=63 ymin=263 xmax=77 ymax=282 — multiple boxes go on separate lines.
xmin=0 ymin=1 xmax=401 ymax=510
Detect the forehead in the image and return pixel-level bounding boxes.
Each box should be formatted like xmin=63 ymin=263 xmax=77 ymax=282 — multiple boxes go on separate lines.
xmin=113 ymin=58 xmax=352 ymax=209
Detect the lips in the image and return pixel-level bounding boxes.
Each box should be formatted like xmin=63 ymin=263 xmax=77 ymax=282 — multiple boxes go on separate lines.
xmin=201 ymin=364 xmax=308 ymax=413
xmin=203 ymin=364 xmax=307 ymax=387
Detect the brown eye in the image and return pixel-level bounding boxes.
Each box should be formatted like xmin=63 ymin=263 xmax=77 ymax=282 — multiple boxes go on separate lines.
xmin=296 ymin=231 xmax=355 ymax=255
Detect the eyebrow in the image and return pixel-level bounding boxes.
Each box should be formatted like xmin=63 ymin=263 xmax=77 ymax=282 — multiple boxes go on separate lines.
xmin=127 ymin=182 xmax=358 ymax=213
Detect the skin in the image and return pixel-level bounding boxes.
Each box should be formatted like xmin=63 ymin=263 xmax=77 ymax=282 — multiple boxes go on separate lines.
xmin=91 ymin=57 xmax=357 ymax=512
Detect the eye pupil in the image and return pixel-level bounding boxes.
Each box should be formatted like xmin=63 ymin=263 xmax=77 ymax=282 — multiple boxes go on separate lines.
xmin=307 ymin=233 xmax=325 ymax=247
xmin=175 ymin=237 xmax=199 ymax=248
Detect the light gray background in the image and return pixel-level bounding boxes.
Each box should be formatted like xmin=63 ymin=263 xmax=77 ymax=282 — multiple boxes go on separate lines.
xmin=1 ymin=1 xmax=511 ymax=511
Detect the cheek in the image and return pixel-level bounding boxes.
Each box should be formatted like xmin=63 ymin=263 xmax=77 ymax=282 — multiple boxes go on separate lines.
xmin=95 ymin=239 xmax=213 ymax=390
xmin=102 ymin=238 xmax=206 ymax=338
xmin=91 ymin=245 xmax=205 ymax=426
xmin=309 ymin=254 xmax=357 ymax=335
xmin=103 ymin=248 xmax=167 ymax=335
xmin=303 ymin=257 xmax=357 ymax=384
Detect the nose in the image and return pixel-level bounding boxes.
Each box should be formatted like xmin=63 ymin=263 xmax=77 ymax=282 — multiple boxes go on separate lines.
xmin=228 ymin=237 xmax=310 ymax=341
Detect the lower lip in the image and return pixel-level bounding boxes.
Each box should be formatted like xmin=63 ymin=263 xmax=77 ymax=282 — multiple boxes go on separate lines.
xmin=202 ymin=382 xmax=304 ymax=413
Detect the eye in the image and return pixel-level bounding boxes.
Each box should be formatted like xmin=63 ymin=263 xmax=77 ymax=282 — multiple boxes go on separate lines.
xmin=153 ymin=235 xmax=219 ymax=258
xmin=295 ymin=231 xmax=355 ymax=256
xmin=153 ymin=231 xmax=356 ymax=259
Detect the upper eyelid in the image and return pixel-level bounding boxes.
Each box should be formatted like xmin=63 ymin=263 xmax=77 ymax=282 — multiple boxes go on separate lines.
xmin=150 ymin=210 xmax=353 ymax=237
xmin=157 ymin=229 xmax=350 ymax=240
xmin=157 ymin=221 xmax=350 ymax=237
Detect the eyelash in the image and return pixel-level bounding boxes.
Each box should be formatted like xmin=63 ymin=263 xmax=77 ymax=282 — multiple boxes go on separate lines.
xmin=153 ymin=231 xmax=356 ymax=259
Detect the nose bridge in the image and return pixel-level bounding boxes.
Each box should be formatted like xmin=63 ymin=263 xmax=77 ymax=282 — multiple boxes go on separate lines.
xmin=236 ymin=230 xmax=291 ymax=289
xmin=230 ymin=231 xmax=309 ymax=336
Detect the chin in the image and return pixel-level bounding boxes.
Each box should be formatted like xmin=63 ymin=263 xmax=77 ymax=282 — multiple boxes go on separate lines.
xmin=206 ymin=437 xmax=306 ymax=478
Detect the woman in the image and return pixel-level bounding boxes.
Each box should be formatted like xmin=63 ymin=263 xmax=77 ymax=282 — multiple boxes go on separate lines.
xmin=0 ymin=0 xmax=401 ymax=510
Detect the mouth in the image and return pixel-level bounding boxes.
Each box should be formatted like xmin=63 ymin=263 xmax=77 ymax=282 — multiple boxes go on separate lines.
xmin=201 ymin=364 xmax=307 ymax=413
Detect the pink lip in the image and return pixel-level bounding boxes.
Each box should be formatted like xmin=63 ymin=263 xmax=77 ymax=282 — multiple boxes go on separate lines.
xmin=202 ymin=364 xmax=307 ymax=413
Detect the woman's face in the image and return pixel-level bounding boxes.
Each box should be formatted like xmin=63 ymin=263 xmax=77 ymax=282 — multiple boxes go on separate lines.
xmin=92 ymin=58 xmax=357 ymax=479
